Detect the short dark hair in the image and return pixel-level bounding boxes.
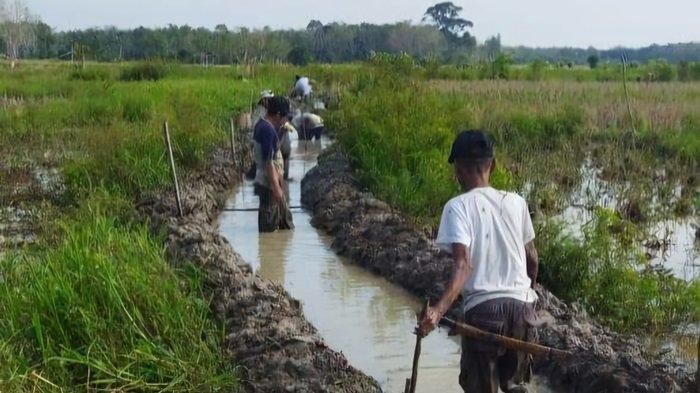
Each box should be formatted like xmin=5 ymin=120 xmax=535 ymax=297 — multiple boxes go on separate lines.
xmin=267 ymin=96 xmax=291 ymax=117
xmin=454 ymin=157 xmax=493 ymax=174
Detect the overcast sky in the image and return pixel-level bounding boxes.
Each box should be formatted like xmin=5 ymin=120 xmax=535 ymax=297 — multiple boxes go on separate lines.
xmin=26 ymin=0 xmax=700 ymax=49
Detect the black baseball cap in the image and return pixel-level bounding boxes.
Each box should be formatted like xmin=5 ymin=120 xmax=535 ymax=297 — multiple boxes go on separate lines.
xmin=448 ymin=130 xmax=494 ymax=163
xmin=267 ymin=96 xmax=291 ymax=117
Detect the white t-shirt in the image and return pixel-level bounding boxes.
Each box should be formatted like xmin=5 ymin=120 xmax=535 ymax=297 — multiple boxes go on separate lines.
xmin=436 ymin=186 xmax=537 ymax=313
xmin=294 ymin=77 xmax=312 ymax=97
xmin=291 ymin=113 xmax=324 ymax=131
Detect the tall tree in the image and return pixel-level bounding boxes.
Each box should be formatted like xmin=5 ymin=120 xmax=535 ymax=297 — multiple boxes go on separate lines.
xmin=0 ymin=0 xmax=36 ymax=68
xmin=307 ymin=20 xmax=331 ymax=62
xmin=423 ymin=1 xmax=475 ymax=56
xmin=483 ymin=34 xmax=501 ymax=59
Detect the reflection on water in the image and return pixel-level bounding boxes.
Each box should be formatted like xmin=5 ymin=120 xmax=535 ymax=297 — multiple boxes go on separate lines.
xmin=219 ymin=136 xmax=553 ymax=392
xmin=556 ymin=159 xmax=698 ymax=281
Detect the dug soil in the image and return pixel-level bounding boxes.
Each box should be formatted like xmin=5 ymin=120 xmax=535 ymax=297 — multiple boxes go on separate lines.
xmin=138 ymin=146 xmax=380 ymax=392
xmin=301 ymin=146 xmax=696 ymax=393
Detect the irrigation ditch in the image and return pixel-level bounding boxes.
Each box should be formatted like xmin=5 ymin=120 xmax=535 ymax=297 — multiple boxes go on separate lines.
xmin=137 ymin=141 xmax=381 ymax=392
xmin=300 ymin=146 xmax=697 ymax=393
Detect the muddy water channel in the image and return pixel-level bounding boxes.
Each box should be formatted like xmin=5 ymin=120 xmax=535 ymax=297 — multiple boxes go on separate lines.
xmin=219 ymin=138 xmax=554 ymax=392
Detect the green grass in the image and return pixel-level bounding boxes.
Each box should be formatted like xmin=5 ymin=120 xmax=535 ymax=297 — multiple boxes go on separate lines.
xmin=0 ymin=61 xmax=304 ymax=391
xmin=0 ymin=194 xmax=235 ymax=392
xmin=536 ymin=209 xmax=699 ymax=332
xmin=1 ymin=58 xmax=698 ymax=386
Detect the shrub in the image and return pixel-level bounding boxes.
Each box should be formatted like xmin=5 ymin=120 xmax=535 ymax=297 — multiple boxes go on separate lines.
xmin=122 ymin=95 xmax=153 ymax=123
xmin=537 ymin=210 xmax=699 ymax=332
xmin=688 ymin=62 xmax=700 ymax=81
xmin=119 ymin=62 xmax=167 ymax=82
xmin=653 ymin=60 xmax=675 ymax=82
xmin=287 ymin=47 xmax=311 ymax=66
xmin=69 ymin=67 xmax=109 ymax=81
xmin=529 ymin=59 xmax=546 ymax=81
xmin=587 ymin=54 xmax=599 ymax=69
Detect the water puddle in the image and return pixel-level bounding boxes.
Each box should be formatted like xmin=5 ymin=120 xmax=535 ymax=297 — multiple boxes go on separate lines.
xmin=556 ymin=159 xmax=698 ymax=281
xmin=219 ymin=137 xmax=553 ymax=392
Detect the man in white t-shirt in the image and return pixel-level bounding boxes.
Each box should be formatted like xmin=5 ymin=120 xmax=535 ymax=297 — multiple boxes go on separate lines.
xmin=418 ymin=130 xmax=540 ymax=393
xmin=291 ymin=75 xmax=313 ymax=99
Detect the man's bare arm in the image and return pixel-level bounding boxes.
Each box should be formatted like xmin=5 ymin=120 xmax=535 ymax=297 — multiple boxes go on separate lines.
xmin=265 ymin=161 xmax=283 ymax=201
xmin=525 ymin=241 xmax=539 ymax=289
xmin=418 ymin=243 xmax=472 ymax=335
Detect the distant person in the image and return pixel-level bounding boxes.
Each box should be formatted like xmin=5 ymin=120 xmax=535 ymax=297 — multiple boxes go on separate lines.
xmin=418 ymin=130 xmax=541 ymax=393
xmin=278 ymin=114 xmax=296 ymax=180
xmin=252 ymin=96 xmax=294 ymax=232
xmin=291 ymin=75 xmax=313 ymax=100
xmin=292 ymin=112 xmax=324 ymax=141
xmin=252 ymin=90 xmax=275 ymax=129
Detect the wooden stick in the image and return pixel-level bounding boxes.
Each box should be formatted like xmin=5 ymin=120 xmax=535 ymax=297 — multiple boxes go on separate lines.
xmin=222 ymin=206 xmax=302 ymax=212
xmin=406 ymin=300 xmax=429 ymax=393
xmin=620 ymin=52 xmax=637 ymax=137
xmin=440 ymin=317 xmax=571 ymax=360
xmin=229 ymin=117 xmax=237 ymax=165
xmin=163 ymin=121 xmax=183 ymax=217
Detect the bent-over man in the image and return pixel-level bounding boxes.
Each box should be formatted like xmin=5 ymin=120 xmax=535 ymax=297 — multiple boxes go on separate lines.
xmin=278 ymin=115 xmax=296 ymax=180
xmin=418 ymin=130 xmax=540 ymax=393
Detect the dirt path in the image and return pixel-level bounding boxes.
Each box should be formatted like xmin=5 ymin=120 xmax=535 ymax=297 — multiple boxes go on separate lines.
xmin=301 ymin=146 xmax=696 ymax=393
xmin=138 ymin=147 xmax=381 ymax=392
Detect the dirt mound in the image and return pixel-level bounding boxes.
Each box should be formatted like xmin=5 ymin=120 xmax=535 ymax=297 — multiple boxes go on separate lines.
xmin=301 ymin=146 xmax=696 ymax=393
xmin=138 ymin=147 xmax=381 ymax=392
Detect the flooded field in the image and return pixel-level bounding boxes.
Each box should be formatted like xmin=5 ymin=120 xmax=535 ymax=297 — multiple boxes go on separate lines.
xmin=557 ymin=159 xmax=698 ymax=281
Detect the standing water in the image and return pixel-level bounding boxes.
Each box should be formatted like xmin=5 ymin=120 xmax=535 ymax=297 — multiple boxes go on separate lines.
xmin=219 ymin=137 xmax=553 ymax=392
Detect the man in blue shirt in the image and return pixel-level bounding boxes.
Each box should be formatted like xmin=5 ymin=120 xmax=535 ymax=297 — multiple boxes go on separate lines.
xmin=252 ymin=96 xmax=294 ymax=232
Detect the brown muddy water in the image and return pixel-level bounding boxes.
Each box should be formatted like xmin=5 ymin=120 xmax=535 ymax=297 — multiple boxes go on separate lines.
xmin=219 ymin=137 xmax=554 ymax=392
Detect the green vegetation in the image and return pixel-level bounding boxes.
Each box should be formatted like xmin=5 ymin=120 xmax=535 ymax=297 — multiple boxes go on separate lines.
xmin=0 ymin=194 xmax=235 ymax=391
xmin=328 ymin=56 xmax=699 ymax=333
xmin=537 ymin=209 xmax=700 ymax=331
xmin=1 ymin=55 xmax=698 ymax=387
xmin=119 ymin=61 xmax=168 ymax=81
xmin=0 ymin=61 xmax=299 ymax=390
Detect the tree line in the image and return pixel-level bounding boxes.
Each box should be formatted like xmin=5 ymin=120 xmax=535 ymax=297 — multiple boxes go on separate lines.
xmin=2 ymin=0 xmax=699 ymax=66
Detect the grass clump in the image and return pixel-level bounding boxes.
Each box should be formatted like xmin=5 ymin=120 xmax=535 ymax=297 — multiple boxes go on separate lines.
xmin=69 ymin=67 xmax=110 ymax=81
xmin=119 ymin=61 xmax=168 ymax=82
xmin=0 ymin=194 xmax=236 ymax=392
xmin=537 ymin=209 xmax=699 ymax=332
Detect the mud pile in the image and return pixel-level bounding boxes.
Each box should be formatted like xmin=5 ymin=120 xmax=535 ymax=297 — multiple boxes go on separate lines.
xmin=301 ymin=147 xmax=696 ymax=393
xmin=138 ymin=147 xmax=380 ymax=392
xmin=0 ymin=162 xmax=66 ymax=254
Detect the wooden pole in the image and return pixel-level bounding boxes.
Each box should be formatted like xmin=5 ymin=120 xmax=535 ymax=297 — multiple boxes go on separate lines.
xmin=621 ymin=52 xmax=637 ymax=137
xmin=229 ymin=117 xmax=237 ymax=166
xmin=163 ymin=121 xmax=183 ymax=217
xmin=440 ymin=317 xmax=571 ymax=360
xmin=222 ymin=206 xmax=302 ymax=212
